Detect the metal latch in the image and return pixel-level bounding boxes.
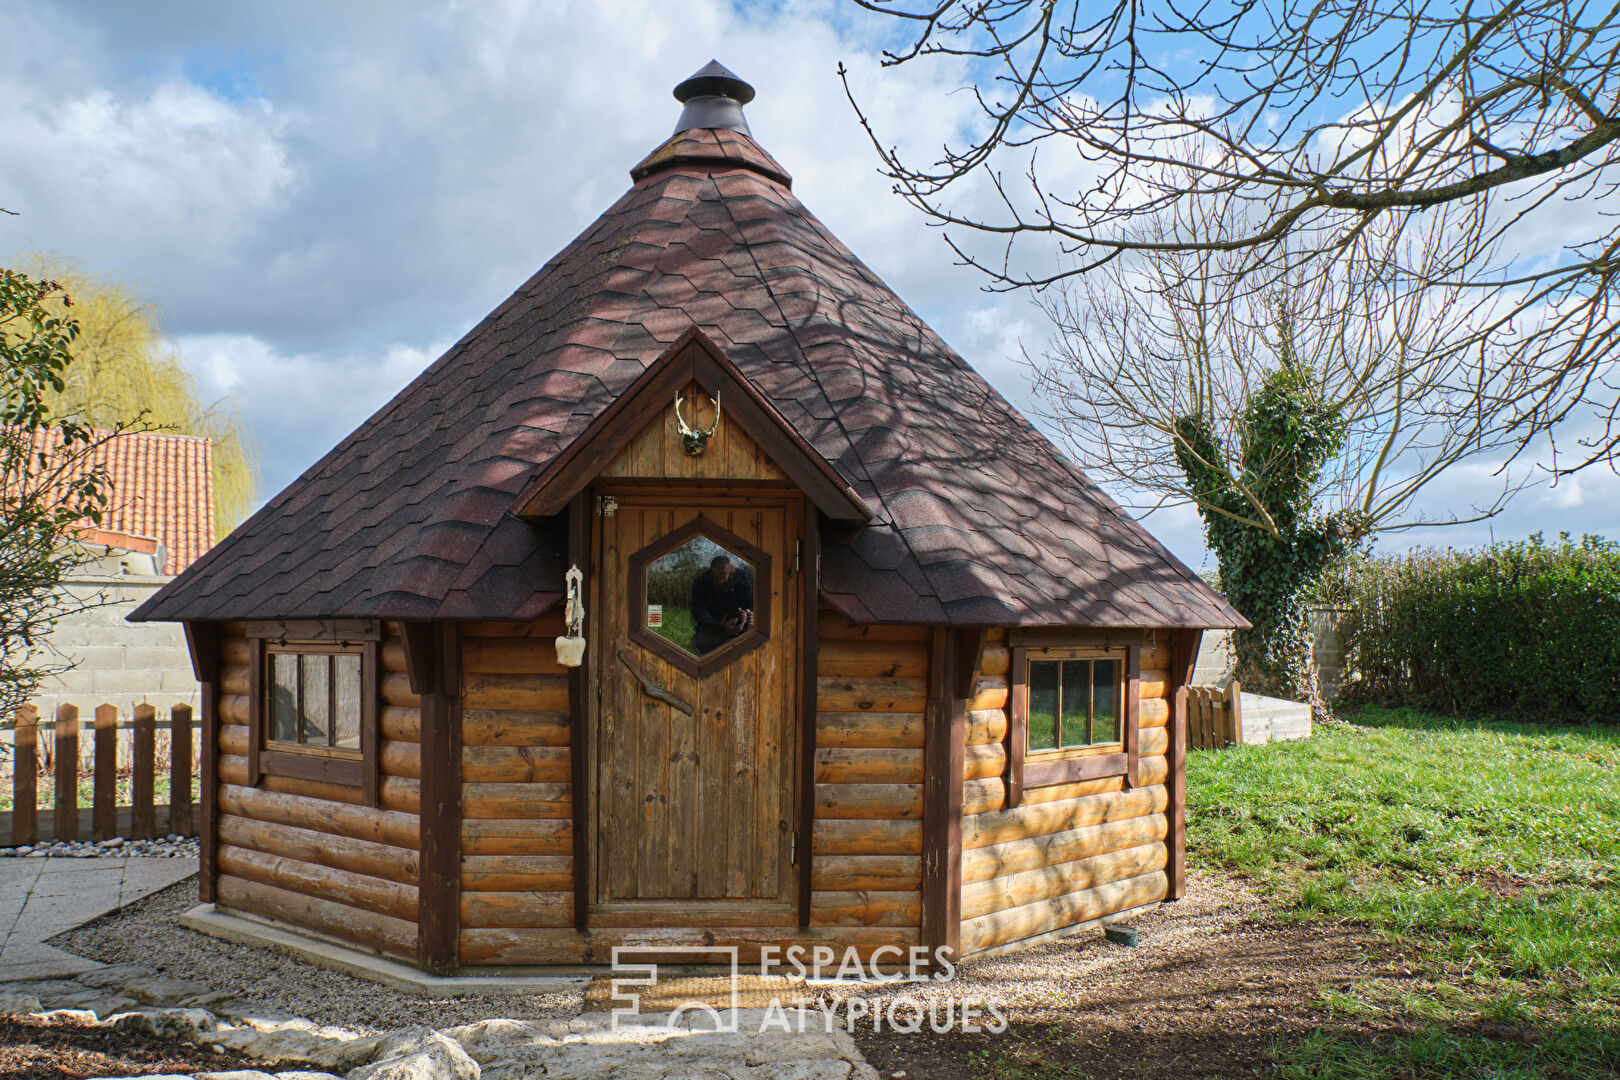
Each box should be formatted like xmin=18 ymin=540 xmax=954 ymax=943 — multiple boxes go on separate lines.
xmin=595 ymin=495 xmax=618 ymax=517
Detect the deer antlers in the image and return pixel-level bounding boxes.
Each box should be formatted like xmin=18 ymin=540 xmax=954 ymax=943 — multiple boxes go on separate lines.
xmin=674 ymin=389 xmax=721 ymax=457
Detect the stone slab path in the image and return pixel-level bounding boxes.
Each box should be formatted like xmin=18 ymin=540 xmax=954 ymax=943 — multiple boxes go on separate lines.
xmin=0 ymin=855 xmax=198 ymax=980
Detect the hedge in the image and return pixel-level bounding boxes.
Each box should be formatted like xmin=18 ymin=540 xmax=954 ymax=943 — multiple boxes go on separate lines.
xmin=1326 ymin=534 xmax=1620 ymax=720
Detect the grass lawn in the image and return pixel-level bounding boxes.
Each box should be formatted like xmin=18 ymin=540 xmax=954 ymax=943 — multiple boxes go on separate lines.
xmin=1189 ymin=705 xmax=1620 ymax=1078
xmin=1 ymin=775 xmax=199 ymax=814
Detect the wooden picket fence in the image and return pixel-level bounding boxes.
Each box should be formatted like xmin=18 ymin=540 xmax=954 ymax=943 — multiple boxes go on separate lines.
xmin=4 ymin=702 xmax=199 ymax=846
xmin=1187 ymin=681 xmax=1243 ymax=750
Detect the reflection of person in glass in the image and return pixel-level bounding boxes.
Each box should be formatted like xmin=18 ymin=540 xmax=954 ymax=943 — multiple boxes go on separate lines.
xmin=691 ymin=554 xmax=754 ymax=654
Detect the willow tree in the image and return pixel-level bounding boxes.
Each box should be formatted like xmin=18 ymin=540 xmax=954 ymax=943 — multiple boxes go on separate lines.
xmin=26 ymin=258 xmax=256 ymax=537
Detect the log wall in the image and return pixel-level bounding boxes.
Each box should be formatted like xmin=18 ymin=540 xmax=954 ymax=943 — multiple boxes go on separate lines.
xmin=959 ymin=629 xmax=1175 ymax=956
xmin=213 ymin=621 xmax=421 ymax=960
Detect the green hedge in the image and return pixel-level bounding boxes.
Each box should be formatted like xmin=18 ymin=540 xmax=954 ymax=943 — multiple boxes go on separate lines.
xmin=1327 ymin=534 xmax=1620 ymax=720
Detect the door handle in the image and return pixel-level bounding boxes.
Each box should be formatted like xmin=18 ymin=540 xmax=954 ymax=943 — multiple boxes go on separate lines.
xmin=615 ymin=648 xmax=694 ymax=716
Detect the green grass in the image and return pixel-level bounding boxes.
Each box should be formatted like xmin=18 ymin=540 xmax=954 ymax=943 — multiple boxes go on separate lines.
xmin=1 ymin=774 xmax=198 ymax=813
xmin=650 ymin=605 xmax=697 ymax=652
xmin=1189 ymin=705 xmax=1620 ymax=1077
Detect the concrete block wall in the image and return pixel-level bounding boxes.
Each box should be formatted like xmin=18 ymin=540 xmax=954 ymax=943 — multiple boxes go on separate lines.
xmin=1193 ymin=608 xmax=1350 ymax=704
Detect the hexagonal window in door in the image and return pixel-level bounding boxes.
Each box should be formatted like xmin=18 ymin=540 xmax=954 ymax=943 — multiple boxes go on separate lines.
xmin=629 ymin=516 xmax=772 ymax=678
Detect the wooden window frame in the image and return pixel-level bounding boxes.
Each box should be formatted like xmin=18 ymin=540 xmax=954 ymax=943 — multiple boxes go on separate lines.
xmin=1005 ymin=642 xmax=1141 ymax=809
xmin=247 ymin=623 xmax=381 ymax=806
xmin=626 ymin=514 xmax=773 ymax=679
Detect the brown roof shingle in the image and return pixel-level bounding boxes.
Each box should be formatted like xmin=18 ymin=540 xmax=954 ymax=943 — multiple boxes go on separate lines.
xmin=132 ymin=121 xmax=1244 ymax=630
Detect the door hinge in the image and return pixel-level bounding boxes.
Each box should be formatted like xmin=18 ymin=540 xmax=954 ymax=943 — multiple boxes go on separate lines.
xmin=790 ymin=832 xmax=797 ymax=864
xmin=595 ymin=495 xmax=618 ymax=517
xmin=794 ymin=538 xmax=801 ymax=575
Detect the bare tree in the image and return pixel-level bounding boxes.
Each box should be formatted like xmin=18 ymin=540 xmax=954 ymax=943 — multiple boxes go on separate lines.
xmin=845 ymin=0 xmax=1620 ymax=468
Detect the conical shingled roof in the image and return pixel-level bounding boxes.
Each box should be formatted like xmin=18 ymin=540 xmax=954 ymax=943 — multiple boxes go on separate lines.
xmin=133 ymin=75 xmax=1245 ymax=630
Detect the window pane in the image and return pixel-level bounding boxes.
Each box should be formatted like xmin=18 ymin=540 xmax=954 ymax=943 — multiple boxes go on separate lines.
xmin=333 ymin=653 xmax=362 ymax=750
xmin=646 ymin=533 xmax=758 ymax=658
xmin=270 ymin=654 xmax=299 ymax=743
xmin=301 ymin=654 xmax=331 ymax=745
xmin=1060 ymin=660 xmax=1090 ymax=747
xmin=1028 ymin=660 xmax=1059 ymax=751
xmin=1092 ymin=659 xmax=1119 ymax=744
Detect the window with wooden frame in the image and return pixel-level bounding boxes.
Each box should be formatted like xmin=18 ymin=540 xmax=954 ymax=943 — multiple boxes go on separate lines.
xmin=1005 ymin=641 xmax=1142 ymax=809
xmin=245 ymin=620 xmax=381 ymax=805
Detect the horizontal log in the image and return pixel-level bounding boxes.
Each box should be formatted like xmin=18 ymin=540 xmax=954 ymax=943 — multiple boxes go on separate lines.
xmin=816 ymin=712 xmax=924 ymax=749
xmin=381 ymin=638 xmax=408 ymax=673
xmin=964 ymin=708 xmax=1007 ymax=747
xmin=462 ymin=637 xmax=568 ymax=676
xmin=963 ymin=742 xmax=1006 ymax=782
xmin=1138 ymin=754 xmax=1168 ymax=787
xmin=458 ymin=925 xmax=918 ymax=966
xmin=221 ymin=665 xmax=250 ymax=697
xmin=462 ymin=709 xmax=570 ymax=747
xmin=811 ymin=890 xmax=920 ymax=927
xmin=218 ymin=783 xmax=418 ymax=848
xmin=1139 ymin=725 xmax=1169 ymax=758
xmin=218 ymin=813 xmax=419 ymax=884
xmin=461 ymin=818 xmax=573 ymax=855
xmin=462 ymin=782 xmax=571 ymax=820
xmin=816 ymin=677 xmax=926 ymax=714
xmin=962 ymin=870 xmax=1168 ymax=954
xmin=816 ymin=615 xmax=930 ymax=643
xmin=816 ymin=641 xmax=928 ymax=679
xmin=217 ymin=874 xmax=416 ymax=959
xmin=963 ymin=785 xmax=1167 ymax=849
xmin=220 ymin=756 xmax=363 ymax=805
xmin=460 ymin=890 xmax=573 ymax=928
xmin=814 ymin=748 xmax=922 ymax=785
xmin=381 ymin=740 xmax=420 ymax=780
xmin=963 ymin=843 xmax=1167 ymax=922
xmin=815 ymin=783 xmax=922 ymax=820
xmin=381 ymin=706 xmax=420 ymax=742
xmin=223 ymin=636 xmax=252 ymax=666
xmin=461 ymin=854 xmax=572 ymax=892
xmin=963 ymin=816 xmax=1167 ymax=886
xmin=462 ymin=673 xmax=569 ymax=712
xmin=967 ymin=676 xmax=1008 ymax=712
xmin=460 ymin=618 xmax=565 ymax=638
xmin=380 ymin=777 xmax=420 ymax=815
xmin=584 ymin=904 xmax=800 ymax=930
xmin=461 ymin=746 xmax=571 ymax=784
xmin=220 ymin=695 xmax=249 ymax=726
xmin=1140 ymin=697 xmax=1169 ymax=729
xmin=811 ymin=854 xmax=921 ymax=892
xmin=1139 ymin=668 xmax=1170 ymax=699
xmin=381 ymin=671 xmax=420 ymax=708
xmin=217 ymin=843 xmax=418 ymax=921
xmin=979 ymin=643 xmax=1010 ymax=677
xmin=812 ymin=819 xmax=922 ymax=856
xmin=220 ymin=724 xmax=249 ymax=757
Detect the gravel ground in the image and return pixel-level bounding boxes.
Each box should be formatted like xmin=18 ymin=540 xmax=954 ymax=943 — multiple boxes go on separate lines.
xmin=0 ymin=1012 xmax=254 ymax=1080
xmin=50 ymin=877 xmax=585 ymax=1032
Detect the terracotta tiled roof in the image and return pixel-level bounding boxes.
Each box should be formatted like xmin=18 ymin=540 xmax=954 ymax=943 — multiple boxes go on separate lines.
xmin=132 ymin=120 xmax=1245 ymax=630
xmin=31 ymin=428 xmax=214 ymax=575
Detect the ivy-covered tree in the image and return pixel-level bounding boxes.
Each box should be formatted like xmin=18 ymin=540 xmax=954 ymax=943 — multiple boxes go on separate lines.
xmin=1 ymin=268 xmax=112 ymax=720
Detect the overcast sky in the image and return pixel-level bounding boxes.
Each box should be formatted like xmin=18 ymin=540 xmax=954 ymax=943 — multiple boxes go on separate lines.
xmin=3 ymin=0 xmax=1614 ymax=571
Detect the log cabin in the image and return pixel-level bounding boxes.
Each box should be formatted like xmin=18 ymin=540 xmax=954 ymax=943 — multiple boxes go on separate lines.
xmin=132 ymin=62 xmax=1246 ymax=974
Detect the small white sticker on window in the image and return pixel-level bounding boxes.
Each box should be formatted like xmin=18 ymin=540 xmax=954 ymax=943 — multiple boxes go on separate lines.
xmin=647 ymin=604 xmax=663 ymax=627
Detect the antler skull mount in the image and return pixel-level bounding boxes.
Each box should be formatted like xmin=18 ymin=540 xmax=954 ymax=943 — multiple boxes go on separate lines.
xmin=674 ymin=388 xmax=721 ymax=456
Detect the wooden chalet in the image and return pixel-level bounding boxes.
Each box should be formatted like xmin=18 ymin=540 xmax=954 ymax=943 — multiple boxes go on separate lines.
xmin=132 ymin=62 xmax=1246 ymax=973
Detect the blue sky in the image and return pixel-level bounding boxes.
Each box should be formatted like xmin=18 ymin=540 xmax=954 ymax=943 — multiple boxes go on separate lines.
xmin=2 ymin=0 xmax=1613 ymax=572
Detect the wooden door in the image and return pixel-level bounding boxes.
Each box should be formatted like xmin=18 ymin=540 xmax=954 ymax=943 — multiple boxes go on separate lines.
xmin=593 ymin=494 xmax=799 ymax=922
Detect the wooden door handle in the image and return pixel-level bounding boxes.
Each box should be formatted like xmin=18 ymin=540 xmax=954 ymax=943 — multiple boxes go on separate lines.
xmin=616 ymin=648 xmax=694 ymax=716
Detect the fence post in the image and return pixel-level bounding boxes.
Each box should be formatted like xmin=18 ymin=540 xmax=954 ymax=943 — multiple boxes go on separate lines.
xmin=13 ymin=705 xmax=38 ymax=846
xmin=169 ymin=704 xmax=193 ymax=836
xmin=132 ymin=704 xmax=156 ymax=838
xmin=1228 ymin=681 xmax=1243 ymax=747
xmin=53 ymin=704 xmax=79 ymax=842
xmin=94 ymin=704 xmax=118 ymax=840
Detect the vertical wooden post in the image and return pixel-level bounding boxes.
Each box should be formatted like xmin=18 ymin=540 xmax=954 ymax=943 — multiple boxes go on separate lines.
xmin=921 ymin=627 xmax=965 ymax=964
xmin=1124 ymin=644 xmax=1142 ymax=787
xmin=170 ymin=704 xmax=194 ymax=836
xmin=796 ymin=509 xmax=821 ymax=929
xmin=1228 ymin=680 xmax=1243 ymax=747
xmin=185 ymin=623 xmax=220 ymax=901
xmin=415 ymin=621 xmax=462 ymax=973
xmin=93 ymin=704 xmax=118 ymax=840
xmin=1167 ymin=630 xmax=1202 ymax=900
xmin=13 ymin=705 xmax=38 ymax=846
xmin=567 ymin=493 xmax=593 ymax=933
xmin=132 ymin=704 xmax=156 ymax=838
xmin=53 ymin=704 xmax=80 ymax=841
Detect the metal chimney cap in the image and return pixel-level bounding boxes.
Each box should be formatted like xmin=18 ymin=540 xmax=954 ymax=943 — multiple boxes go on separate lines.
xmin=673 ymin=60 xmax=755 ymax=105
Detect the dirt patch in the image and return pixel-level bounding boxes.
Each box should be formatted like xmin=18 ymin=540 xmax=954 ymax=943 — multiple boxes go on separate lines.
xmin=0 ymin=1012 xmax=254 ymax=1080
xmin=852 ymin=872 xmax=1389 ymax=1080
